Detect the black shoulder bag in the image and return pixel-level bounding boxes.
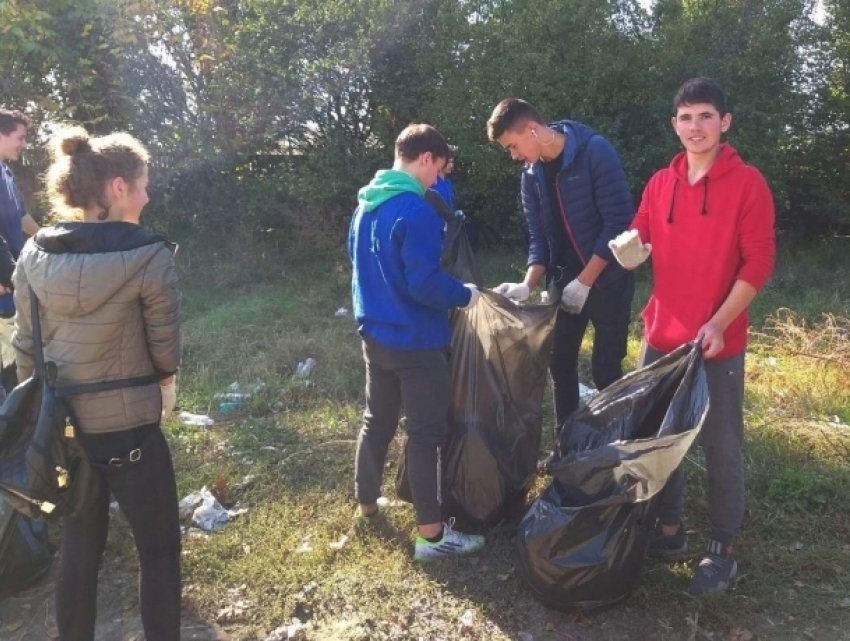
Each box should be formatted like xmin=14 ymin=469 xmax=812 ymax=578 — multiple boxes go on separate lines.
xmin=0 ymin=288 xmax=158 ymax=521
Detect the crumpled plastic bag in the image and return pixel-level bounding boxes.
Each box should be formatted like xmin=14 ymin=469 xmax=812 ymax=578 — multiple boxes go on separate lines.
xmin=178 ymin=486 xmax=248 ymax=532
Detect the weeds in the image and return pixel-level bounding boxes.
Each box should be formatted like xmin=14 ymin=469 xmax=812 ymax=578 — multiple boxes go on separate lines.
xmin=110 ymin=237 xmax=850 ymax=640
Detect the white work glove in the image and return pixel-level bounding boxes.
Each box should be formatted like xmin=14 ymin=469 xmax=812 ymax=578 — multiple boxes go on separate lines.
xmin=492 ymin=282 xmax=530 ymax=302
xmin=608 ymin=229 xmax=652 ymax=269
xmin=462 ymin=284 xmax=481 ymax=309
xmin=561 ymin=279 xmax=591 ymax=314
xmin=160 ymin=379 xmax=177 ymax=418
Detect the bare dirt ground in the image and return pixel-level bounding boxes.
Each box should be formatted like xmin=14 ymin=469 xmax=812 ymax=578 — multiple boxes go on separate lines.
xmin=3 ymin=562 xmax=849 ymax=641
xmin=0 ymin=565 xmax=229 ymax=641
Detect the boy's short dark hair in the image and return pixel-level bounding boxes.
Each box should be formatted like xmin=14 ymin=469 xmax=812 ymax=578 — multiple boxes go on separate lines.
xmin=0 ymin=109 xmax=32 ymax=135
xmin=487 ymin=99 xmax=546 ymax=141
xmin=395 ymin=124 xmax=450 ymax=162
xmin=673 ymin=78 xmax=728 ymax=116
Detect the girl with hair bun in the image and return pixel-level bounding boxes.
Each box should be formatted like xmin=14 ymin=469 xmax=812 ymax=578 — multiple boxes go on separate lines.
xmin=12 ymin=127 xmax=182 ymax=640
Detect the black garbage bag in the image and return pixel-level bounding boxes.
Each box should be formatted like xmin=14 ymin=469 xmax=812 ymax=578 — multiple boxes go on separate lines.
xmin=397 ymin=292 xmax=559 ymax=530
xmin=516 ymin=342 xmax=709 ymax=611
xmin=441 ymin=214 xmax=482 ymax=288
xmin=424 ymin=188 xmax=482 ymax=288
xmin=0 ymin=498 xmax=53 ymax=596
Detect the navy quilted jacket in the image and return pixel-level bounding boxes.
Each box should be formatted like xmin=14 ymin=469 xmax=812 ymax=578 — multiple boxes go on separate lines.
xmin=521 ymin=120 xmax=633 ymax=287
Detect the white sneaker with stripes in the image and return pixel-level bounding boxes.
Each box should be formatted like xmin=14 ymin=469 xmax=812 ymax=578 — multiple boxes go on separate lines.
xmin=413 ymin=518 xmax=485 ymax=563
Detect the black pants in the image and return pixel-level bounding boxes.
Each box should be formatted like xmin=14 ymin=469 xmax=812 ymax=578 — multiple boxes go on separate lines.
xmin=550 ymin=272 xmax=635 ymax=434
xmin=355 ymin=335 xmax=450 ymax=526
xmin=56 ymin=423 xmax=181 ymax=641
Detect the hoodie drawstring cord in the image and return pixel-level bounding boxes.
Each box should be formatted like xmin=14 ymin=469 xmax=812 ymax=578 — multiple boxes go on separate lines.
xmin=667 ymin=176 xmax=709 ymax=223
xmin=667 ymin=180 xmax=679 ymax=223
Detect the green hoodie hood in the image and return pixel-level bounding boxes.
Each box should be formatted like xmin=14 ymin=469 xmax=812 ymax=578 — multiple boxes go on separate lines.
xmin=357 ymin=169 xmax=425 ymax=212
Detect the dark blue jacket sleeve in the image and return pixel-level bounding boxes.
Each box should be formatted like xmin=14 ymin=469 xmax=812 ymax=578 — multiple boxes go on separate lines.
xmin=0 ymin=235 xmax=13 ymax=288
xmin=396 ymin=205 xmax=470 ymax=309
xmin=587 ymin=136 xmax=633 ymax=262
xmin=520 ymin=169 xmax=549 ymax=268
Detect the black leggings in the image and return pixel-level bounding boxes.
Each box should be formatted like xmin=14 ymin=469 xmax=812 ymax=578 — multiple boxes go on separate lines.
xmin=56 ymin=423 xmax=181 ymax=641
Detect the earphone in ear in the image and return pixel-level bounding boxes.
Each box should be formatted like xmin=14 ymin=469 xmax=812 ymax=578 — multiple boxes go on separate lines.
xmin=531 ymin=130 xmax=538 ymax=138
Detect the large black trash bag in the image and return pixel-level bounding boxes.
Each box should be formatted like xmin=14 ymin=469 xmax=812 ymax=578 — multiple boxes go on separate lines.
xmin=0 ymin=498 xmax=53 ymax=596
xmin=397 ymin=292 xmax=558 ymax=531
xmin=516 ymin=343 xmax=709 ymax=611
xmin=441 ymin=214 xmax=482 ymax=287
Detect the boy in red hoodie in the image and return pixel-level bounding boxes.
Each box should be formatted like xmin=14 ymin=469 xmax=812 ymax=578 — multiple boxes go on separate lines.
xmin=609 ymin=78 xmax=775 ymax=596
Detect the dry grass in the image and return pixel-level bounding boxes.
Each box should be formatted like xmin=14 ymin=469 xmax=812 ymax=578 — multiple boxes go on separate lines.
xmin=101 ymin=238 xmax=850 ymax=640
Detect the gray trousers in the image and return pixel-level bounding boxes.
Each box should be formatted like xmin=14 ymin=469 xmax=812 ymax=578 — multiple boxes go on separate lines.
xmin=355 ymin=335 xmax=450 ymax=525
xmin=641 ymin=344 xmax=746 ymax=546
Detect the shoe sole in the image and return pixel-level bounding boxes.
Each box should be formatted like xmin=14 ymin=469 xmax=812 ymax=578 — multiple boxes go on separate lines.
xmin=413 ymin=543 xmax=485 ymax=563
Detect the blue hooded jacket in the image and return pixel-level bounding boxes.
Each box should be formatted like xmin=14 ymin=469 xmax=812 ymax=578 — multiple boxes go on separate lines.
xmin=521 ymin=120 xmax=633 ymax=287
xmin=349 ymin=169 xmax=470 ymax=351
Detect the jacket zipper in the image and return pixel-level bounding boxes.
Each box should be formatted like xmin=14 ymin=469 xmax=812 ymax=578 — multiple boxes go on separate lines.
xmin=553 ymin=169 xmax=587 ymax=270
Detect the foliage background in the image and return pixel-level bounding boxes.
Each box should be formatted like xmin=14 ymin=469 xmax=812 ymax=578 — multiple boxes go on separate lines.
xmin=2 ymin=0 xmax=848 ymax=250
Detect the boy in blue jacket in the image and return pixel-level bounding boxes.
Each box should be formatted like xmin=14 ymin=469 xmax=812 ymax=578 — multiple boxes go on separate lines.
xmin=349 ymin=124 xmax=484 ymax=561
xmin=487 ymin=99 xmax=635 ymax=467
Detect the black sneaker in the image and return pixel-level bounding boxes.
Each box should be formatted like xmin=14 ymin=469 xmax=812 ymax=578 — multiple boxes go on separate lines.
xmin=689 ymin=539 xmax=737 ymax=596
xmin=648 ymin=522 xmax=689 ymax=560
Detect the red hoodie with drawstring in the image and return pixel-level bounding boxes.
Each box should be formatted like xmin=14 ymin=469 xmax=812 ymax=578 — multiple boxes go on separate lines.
xmin=631 ymin=143 xmax=775 ymax=360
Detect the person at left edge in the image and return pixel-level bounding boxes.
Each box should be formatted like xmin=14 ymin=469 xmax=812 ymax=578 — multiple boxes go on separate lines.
xmin=0 ymin=109 xmax=40 ymax=391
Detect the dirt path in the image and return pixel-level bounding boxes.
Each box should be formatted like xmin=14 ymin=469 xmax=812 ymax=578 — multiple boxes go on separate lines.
xmin=0 ymin=566 xmax=229 ymax=641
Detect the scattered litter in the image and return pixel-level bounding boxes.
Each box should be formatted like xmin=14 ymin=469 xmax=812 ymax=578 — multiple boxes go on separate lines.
xmin=517 ymin=633 xmax=534 ymax=641
xmin=765 ymin=356 xmax=778 ymax=366
xmin=295 ymin=358 xmax=316 ymax=378
xmin=214 ymin=382 xmax=265 ymax=412
xmin=789 ymin=541 xmax=804 ymax=551
xmin=839 ymin=597 xmax=850 ymax=609
xmin=579 ymin=383 xmax=598 ymax=402
xmin=265 ymin=618 xmax=306 ymax=641
xmin=729 ymin=627 xmax=754 ymax=641
xmin=329 ymin=534 xmax=349 ymax=550
xmin=334 ymin=307 xmax=350 ymax=317
xmin=179 ymin=411 xmax=214 ymax=426
xmin=296 ymin=539 xmax=313 ymax=554
xmin=228 ymin=381 xmax=265 ymax=394
xmin=178 ymin=487 xmax=248 ymax=531
xmin=459 ymin=609 xmax=476 ymax=635
xmin=297 ymin=582 xmax=318 ymax=599
xmin=540 ymin=291 xmax=550 ymax=304
xmin=233 ymin=474 xmax=255 ymax=491
xmin=260 ymin=445 xmax=278 ymax=451
xmin=109 ymin=501 xmax=120 ymax=517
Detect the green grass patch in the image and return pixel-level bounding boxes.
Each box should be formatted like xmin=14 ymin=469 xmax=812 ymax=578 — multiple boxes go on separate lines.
xmin=105 ymin=235 xmax=850 ymax=640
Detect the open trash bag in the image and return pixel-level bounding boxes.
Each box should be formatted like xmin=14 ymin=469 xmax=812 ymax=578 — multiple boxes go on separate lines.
xmin=398 ymin=292 xmax=559 ymax=530
xmin=516 ymin=342 xmax=709 ymax=611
